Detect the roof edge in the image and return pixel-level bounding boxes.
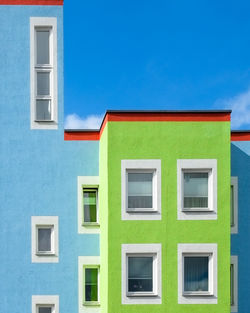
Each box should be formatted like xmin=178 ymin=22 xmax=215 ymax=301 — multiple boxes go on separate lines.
xmin=0 ymin=0 xmax=63 ymax=5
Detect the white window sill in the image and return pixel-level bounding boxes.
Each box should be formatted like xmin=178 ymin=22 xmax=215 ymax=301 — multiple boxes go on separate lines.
xmin=83 ymin=301 xmax=100 ymax=307
xmin=127 ymin=292 xmax=158 ymax=297
xmin=182 ymin=208 xmax=213 ymax=212
xmin=36 ymin=252 xmax=55 ymax=256
xmin=183 ymin=292 xmax=213 ymax=297
xmin=82 ymin=222 xmax=100 ymax=227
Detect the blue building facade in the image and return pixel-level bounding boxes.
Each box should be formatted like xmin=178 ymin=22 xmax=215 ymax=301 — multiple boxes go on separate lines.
xmin=0 ymin=1 xmax=250 ymax=313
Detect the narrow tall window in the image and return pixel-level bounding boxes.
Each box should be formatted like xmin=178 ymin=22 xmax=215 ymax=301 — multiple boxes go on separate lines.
xmin=230 ymin=263 xmax=234 ymax=306
xmin=37 ymin=226 xmax=53 ymax=254
xmin=83 ymin=266 xmax=100 ymax=305
xmin=30 ymin=18 xmax=58 ymax=129
xmin=230 ymin=185 xmax=234 ymax=227
xmin=35 ymin=28 xmax=52 ymax=121
xmin=83 ymin=189 xmax=98 ymax=223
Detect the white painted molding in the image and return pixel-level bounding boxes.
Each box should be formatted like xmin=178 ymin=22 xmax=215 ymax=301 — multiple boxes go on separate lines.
xmin=32 ymin=295 xmax=59 ymax=313
xmin=177 ymin=159 xmax=217 ymax=220
xmin=30 ymin=17 xmax=58 ymax=129
xmin=121 ymin=160 xmax=161 ymax=220
xmin=77 ymin=176 xmax=100 ymax=234
xmin=231 ymin=177 xmax=238 ymax=234
xmin=178 ymin=243 xmax=217 ymax=304
xmin=31 ymin=216 xmax=59 ymax=263
xmin=121 ymin=243 xmax=162 ymax=304
xmin=78 ymin=256 xmax=100 ymax=313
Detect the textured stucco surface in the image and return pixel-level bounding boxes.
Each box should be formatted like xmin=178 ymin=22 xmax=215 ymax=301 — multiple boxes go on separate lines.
xmin=0 ymin=5 xmax=99 ymax=313
xmin=231 ymin=141 xmax=250 ymax=313
xmin=100 ymin=121 xmax=231 ymax=313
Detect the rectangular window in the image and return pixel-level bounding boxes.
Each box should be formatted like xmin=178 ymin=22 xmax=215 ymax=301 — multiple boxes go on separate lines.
xmin=31 ymin=216 xmax=58 ymax=263
xmin=83 ymin=266 xmax=100 ymax=305
xmin=183 ymin=172 xmax=209 ymax=209
xmin=83 ymin=189 xmax=98 ymax=223
xmin=32 ymin=296 xmax=59 ymax=313
xmin=177 ymin=159 xmax=217 ymax=220
xmin=183 ymin=255 xmax=209 ymax=294
xmin=37 ymin=306 xmax=54 ymax=313
xmin=122 ymin=244 xmax=162 ymax=304
xmin=231 ymin=177 xmax=238 ymax=234
xmin=178 ymin=244 xmax=217 ymax=304
xmin=127 ymin=171 xmax=154 ymax=211
xmin=121 ymin=160 xmax=161 ymax=220
xmin=128 ymin=256 xmax=153 ymax=294
xmin=37 ymin=226 xmax=53 ymax=254
xmin=231 ymin=256 xmax=238 ymax=312
xmin=30 ymin=17 xmax=58 ymax=129
xmin=85 ymin=268 xmax=98 ymax=302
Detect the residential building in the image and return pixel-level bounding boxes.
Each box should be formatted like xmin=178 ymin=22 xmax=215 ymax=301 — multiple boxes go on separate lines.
xmin=1 ymin=1 xmax=250 ymax=313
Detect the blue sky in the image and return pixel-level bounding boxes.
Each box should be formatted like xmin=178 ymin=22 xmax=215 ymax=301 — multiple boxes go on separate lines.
xmin=64 ymin=0 xmax=250 ymax=129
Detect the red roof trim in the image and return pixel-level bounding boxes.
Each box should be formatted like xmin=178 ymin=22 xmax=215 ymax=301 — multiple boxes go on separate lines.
xmin=0 ymin=0 xmax=63 ymax=5
xmin=231 ymin=132 xmax=250 ymax=141
xmin=64 ymin=112 xmax=231 ymax=141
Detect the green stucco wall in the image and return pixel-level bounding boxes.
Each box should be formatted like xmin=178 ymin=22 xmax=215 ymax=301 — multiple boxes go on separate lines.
xmin=100 ymin=121 xmax=231 ymax=313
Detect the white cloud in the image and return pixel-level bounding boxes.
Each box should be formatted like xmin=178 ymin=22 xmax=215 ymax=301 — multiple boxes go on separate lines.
xmin=64 ymin=113 xmax=104 ymax=129
xmin=216 ymin=89 xmax=250 ymax=128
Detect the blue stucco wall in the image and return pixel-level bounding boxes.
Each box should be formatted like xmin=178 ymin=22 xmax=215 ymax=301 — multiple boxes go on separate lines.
xmin=0 ymin=5 xmax=99 ymax=313
xmin=231 ymin=141 xmax=250 ymax=313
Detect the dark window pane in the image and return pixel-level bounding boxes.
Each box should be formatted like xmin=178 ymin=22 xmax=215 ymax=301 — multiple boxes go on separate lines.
xmin=128 ymin=173 xmax=153 ymax=209
xmin=85 ymin=268 xmax=98 ymax=301
xmin=38 ymin=307 xmax=52 ymax=313
xmin=184 ymin=256 xmax=209 ymax=292
xmin=230 ymin=264 xmax=234 ymax=305
xmin=231 ymin=185 xmax=234 ymax=226
xmin=38 ymin=228 xmax=51 ymax=252
xmin=128 ymin=257 xmax=153 ymax=292
xmin=184 ymin=172 xmax=208 ymax=208
xmin=83 ymin=190 xmax=97 ymax=222
xmin=36 ymin=30 xmax=50 ymax=64
xmin=36 ymin=100 xmax=51 ymax=121
xmin=37 ymin=72 xmax=50 ymax=96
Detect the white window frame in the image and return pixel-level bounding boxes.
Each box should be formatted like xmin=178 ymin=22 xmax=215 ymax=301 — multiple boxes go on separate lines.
xmin=32 ymin=295 xmax=59 ymax=313
xmin=78 ymin=176 xmax=100 ymax=234
xmin=31 ymin=216 xmax=59 ymax=263
xmin=177 ymin=159 xmax=217 ymax=220
xmin=231 ymin=255 xmax=238 ymax=312
xmin=122 ymin=244 xmax=162 ymax=304
xmin=30 ymin=17 xmax=58 ymax=129
xmin=178 ymin=243 xmax=217 ymax=304
xmin=121 ymin=160 xmax=161 ymax=220
xmin=231 ymin=177 xmax=238 ymax=234
xmin=78 ymin=256 xmax=100 ymax=313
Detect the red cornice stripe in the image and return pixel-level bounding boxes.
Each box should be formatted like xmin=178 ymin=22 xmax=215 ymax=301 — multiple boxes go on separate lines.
xmin=231 ymin=132 xmax=250 ymax=141
xmin=105 ymin=112 xmax=231 ymax=122
xmin=64 ymin=131 xmax=99 ymax=141
xmin=0 ymin=0 xmax=63 ymax=5
xmin=64 ymin=112 xmax=231 ymax=141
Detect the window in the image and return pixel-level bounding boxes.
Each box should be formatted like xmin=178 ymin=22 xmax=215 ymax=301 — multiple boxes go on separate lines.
xmin=178 ymin=244 xmax=217 ymax=304
xmin=231 ymin=256 xmax=238 ymax=312
xmin=231 ymin=177 xmax=238 ymax=234
xmin=37 ymin=226 xmax=54 ymax=255
xmin=177 ymin=159 xmax=217 ymax=220
xmin=30 ymin=17 xmax=58 ymax=129
xmin=83 ymin=189 xmax=98 ymax=224
xmin=78 ymin=256 xmax=100 ymax=312
xmin=122 ymin=244 xmax=161 ymax=304
xmin=83 ymin=266 xmax=100 ymax=305
xmin=31 ymin=216 xmax=58 ymax=263
xmin=32 ymin=296 xmax=59 ymax=313
xmin=121 ymin=160 xmax=161 ymax=220
xmin=78 ymin=176 xmax=100 ymax=234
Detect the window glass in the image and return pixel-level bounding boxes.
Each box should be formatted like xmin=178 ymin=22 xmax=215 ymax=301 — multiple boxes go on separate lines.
xmin=38 ymin=228 xmax=51 ymax=252
xmin=37 ymin=72 xmax=50 ymax=96
xmin=83 ymin=190 xmax=97 ymax=223
xmin=36 ymin=100 xmax=51 ymax=121
xmin=184 ymin=172 xmax=208 ymax=208
xmin=128 ymin=256 xmax=153 ymax=292
xmin=230 ymin=264 xmax=234 ymax=305
xmin=231 ymin=185 xmax=234 ymax=226
xmin=128 ymin=173 xmax=153 ymax=209
xmin=85 ymin=268 xmax=98 ymax=301
xmin=36 ymin=30 xmax=50 ymax=65
xmin=184 ymin=256 xmax=209 ymax=292
xmin=38 ymin=307 xmax=52 ymax=313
